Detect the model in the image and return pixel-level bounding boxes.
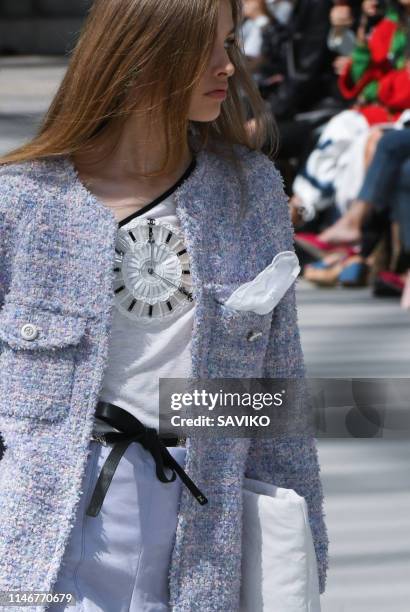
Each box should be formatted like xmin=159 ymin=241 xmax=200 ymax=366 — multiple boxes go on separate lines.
xmin=0 ymin=0 xmax=329 ymax=610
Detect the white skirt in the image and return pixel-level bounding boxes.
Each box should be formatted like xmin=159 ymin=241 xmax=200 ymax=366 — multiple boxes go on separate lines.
xmin=49 ymin=440 xmax=186 ymax=611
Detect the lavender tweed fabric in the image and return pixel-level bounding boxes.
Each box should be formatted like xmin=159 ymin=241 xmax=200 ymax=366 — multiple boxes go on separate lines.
xmin=0 ymin=146 xmax=329 ymax=611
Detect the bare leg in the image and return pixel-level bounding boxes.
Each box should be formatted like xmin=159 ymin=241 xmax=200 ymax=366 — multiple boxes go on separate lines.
xmin=363 ymin=128 xmax=383 ymax=168
xmin=400 ymin=271 xmax=410 ymax=310
xmin=318 ymin=200 xmax=372 ymax=244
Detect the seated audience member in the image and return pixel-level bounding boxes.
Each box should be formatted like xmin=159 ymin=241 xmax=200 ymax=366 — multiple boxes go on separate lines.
xmin=290 ymin=0 xmax=410 ymax=229
xmin=252 ymin=0 xmax=335 ymax=166
xmin=338 ymin=0 xmax=409 ymax=123
xmin=303 ymin=127 xmax=410 ymax=309
xmin=240 ymin=0 xmax=274 ymax=79
xmin=329 ymin=0 xmax=385 ymax=75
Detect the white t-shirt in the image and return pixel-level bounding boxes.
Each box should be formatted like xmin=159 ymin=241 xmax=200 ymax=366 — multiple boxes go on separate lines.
xmin=93 ymin=161 xmax=196 ymax=434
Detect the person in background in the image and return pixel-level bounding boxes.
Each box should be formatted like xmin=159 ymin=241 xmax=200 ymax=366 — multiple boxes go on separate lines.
xmin=338 ymin=0 xmax=410 ymax=123
xmin=247 ymin=0 xmax=335 ymax=178
xmin=290 ymin=0 xmax=410 ymax=231
xmin=266 ymin=0 xmax=295 ymax=24
xmin=240 ymin=0 xmax=274 ymax=78
xmin=302 ymin=118 xmax=410 ymax=299
xmin=259 ymin=0 xmax=333 ymax=121
xmin=351 ymin=126 xmax=410 ymax=306
xmin=328 ymin=0 xmax=358 ymax=58
xmin=329 ymin=0 xmax=385 ymax=76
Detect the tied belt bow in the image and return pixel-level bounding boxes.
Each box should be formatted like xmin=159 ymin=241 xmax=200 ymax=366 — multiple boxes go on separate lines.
xmin=86 ymin=401 xmax=208 ymax=517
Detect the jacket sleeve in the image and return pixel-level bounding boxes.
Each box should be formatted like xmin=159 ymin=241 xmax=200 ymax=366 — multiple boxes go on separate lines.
xmin=245 ymin=162 xmax=330 ymax=595
xmin=0 ymin=167 xmax=33 ymax=309
xmin=377 ymin=68 xmax=410 ymax=111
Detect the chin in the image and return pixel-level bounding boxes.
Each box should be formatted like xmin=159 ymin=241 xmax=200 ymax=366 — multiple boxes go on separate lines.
xmin=190 ymin=109 xmax=222 ymax=123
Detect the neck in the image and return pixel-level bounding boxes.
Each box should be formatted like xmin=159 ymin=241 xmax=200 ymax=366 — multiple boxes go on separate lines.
xmin=73 ymin=112 xmax=192 ymax=182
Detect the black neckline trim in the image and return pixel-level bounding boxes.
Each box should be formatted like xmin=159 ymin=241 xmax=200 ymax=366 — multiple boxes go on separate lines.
xmin=118 ymin=156 xmax=197 ymax=228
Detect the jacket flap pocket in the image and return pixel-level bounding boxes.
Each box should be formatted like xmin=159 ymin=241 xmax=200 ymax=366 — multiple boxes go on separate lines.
xmin=0 ymin=302 xmax=87 ymax=350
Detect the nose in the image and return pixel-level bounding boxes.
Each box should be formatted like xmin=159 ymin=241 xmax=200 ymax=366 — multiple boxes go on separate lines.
xmin=213 ymin=48 xmax=235 ymax=79
xmin=216 ymin=60 xmax=235 ymax=79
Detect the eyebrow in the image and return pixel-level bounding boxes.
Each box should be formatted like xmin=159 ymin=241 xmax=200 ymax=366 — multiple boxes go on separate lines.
xmin=226 ymin=26 xmax=236 ymax=35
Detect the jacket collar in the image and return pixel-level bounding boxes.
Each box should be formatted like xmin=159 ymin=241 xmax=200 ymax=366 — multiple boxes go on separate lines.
xmin=21 ymin=152 xmax=211 ymax=320
xmin=62 ymin=147 xmax=209 ymax=228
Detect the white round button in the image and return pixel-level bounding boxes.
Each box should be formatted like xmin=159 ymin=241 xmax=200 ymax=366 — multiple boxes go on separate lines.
xmin=20 ymin=323 xmax=39 ymax=341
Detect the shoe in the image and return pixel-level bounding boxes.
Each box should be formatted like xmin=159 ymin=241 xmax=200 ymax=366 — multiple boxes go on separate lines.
xmin=373 ymin=271 xmax=405 ymax=297
xmin=295 ymin=232 xmax=360 ymax=260
xmin=338 ymin=261 xmax=370 ymax=287
xmin=303 ymin=256 xmax=348 ymax=286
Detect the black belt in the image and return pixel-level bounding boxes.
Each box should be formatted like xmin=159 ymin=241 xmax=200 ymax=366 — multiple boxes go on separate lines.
xmin=85 ymin=401 xmax=208 ymax=517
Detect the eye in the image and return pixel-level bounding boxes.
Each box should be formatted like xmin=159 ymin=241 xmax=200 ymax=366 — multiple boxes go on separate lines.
xmin=224 ymin=37 xmax=237 ymax=50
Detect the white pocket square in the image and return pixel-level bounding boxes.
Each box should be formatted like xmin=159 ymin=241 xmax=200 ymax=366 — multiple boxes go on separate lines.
xmin=224 ymin=251 xmax=300 ymax=315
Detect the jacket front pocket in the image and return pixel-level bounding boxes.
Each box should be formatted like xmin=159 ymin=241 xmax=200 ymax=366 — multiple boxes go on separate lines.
xmin=0 ymin=302 xmax=87 ymax=422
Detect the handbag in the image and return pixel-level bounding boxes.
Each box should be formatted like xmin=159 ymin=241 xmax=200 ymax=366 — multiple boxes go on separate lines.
xmin=240 ymin=477 xmax=321 ymax=612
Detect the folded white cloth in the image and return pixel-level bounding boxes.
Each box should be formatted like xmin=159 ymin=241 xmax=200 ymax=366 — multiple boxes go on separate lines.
xmin=224 ymin=251 xmax=300 ymax=315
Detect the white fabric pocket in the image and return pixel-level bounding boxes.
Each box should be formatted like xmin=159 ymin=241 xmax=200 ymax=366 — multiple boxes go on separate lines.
xmin=224 ymin=251 xmax=300 ymax=315
xmin=240 ymin=477 xmax=321 ymax=612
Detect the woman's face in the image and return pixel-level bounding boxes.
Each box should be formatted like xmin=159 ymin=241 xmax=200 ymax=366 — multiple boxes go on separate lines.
xmin=188 ymin=0 xmax=236 ymax=122
xmin=361 ymin=0 xmax=380 ymax=17
xmin=243 ymin=0 xmax=264 ymax=20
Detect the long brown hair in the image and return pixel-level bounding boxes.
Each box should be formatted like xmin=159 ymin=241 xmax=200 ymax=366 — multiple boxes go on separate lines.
xmin=0 ymin=0 xmax=276 ymax=179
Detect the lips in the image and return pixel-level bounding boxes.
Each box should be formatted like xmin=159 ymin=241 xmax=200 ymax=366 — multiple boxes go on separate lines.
xmin=204 ymin=89 xmax=228 ymax=100
xmin=205 ymin=87 xmax=228 ymax=95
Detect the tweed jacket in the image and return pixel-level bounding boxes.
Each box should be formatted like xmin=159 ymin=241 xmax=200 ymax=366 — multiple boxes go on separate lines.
xmin=0 ymin=146 xmax=329 ymax=611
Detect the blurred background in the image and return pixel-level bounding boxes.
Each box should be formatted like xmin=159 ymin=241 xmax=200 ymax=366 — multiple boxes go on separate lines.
xmin=0 ymin=1 xmax=409 ymax=610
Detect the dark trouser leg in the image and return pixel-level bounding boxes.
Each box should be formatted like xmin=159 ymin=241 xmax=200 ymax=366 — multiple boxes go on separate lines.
xmin=360 ymin=208 xmax=390 ymax=259
xmin=358 ymin=129 xmax=410 ymax=211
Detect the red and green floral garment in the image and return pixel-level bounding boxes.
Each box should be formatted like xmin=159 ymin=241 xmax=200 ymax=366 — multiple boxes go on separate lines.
xmin=339 ymin=9 xmax=410 ymax=124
